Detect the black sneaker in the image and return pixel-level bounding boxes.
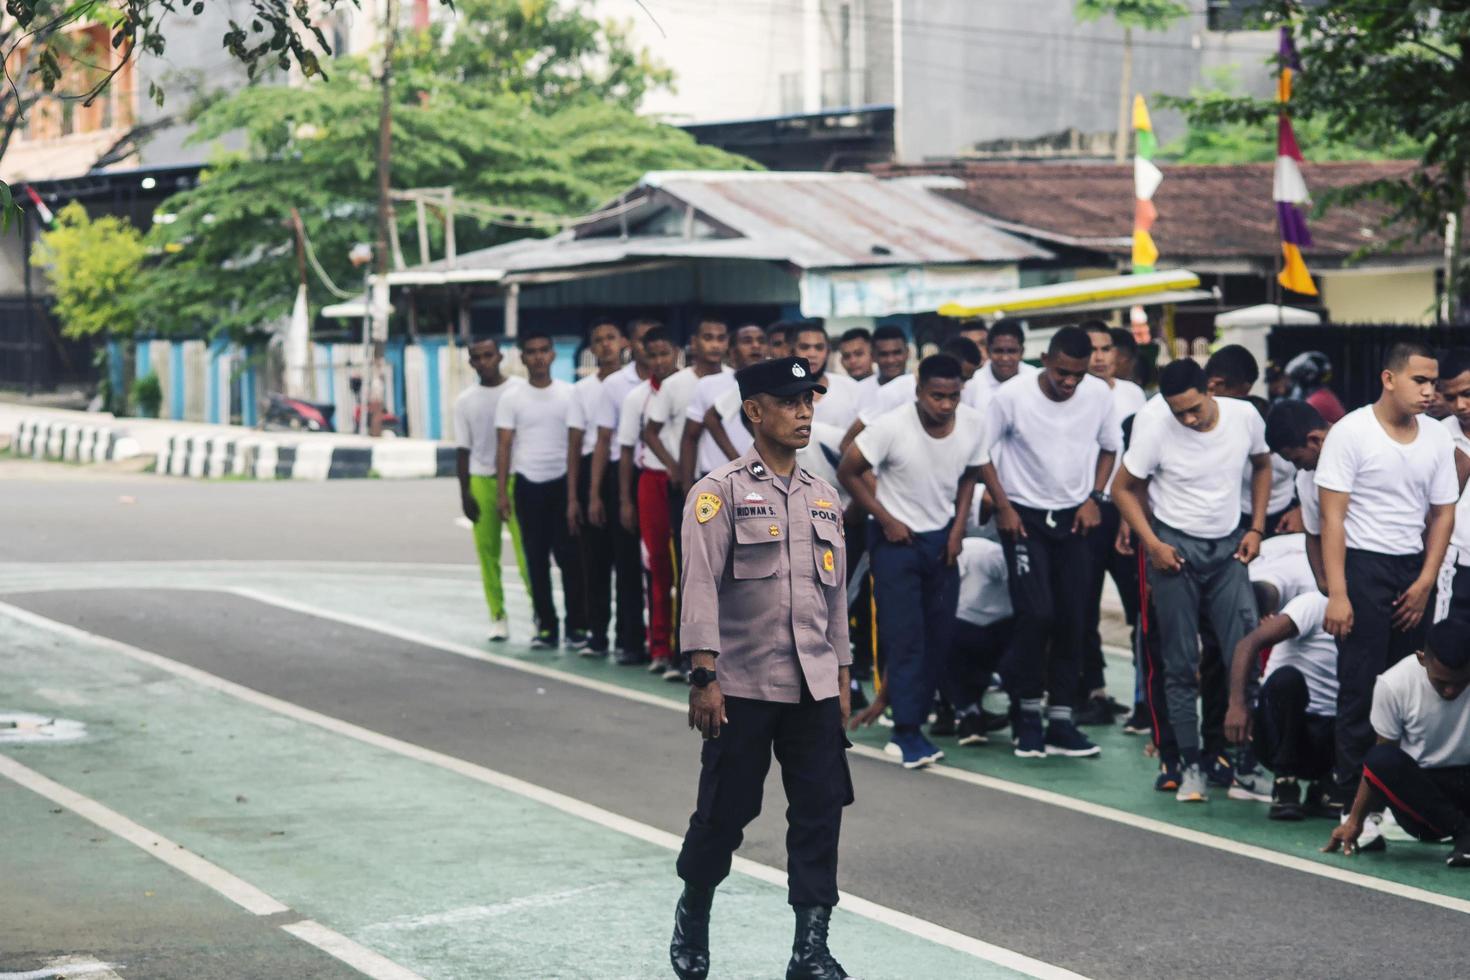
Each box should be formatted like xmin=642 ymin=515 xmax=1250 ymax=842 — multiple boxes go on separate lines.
xmin=1075 ymin=696 xmax=1115 ymax=727
xmin=565 ymin=630 xmax=591 ymax=651
xmin=1448 ymin=825 xmax=1470 ymax=868
xmin=1104 ymin=695 xmax=1131 ymax=716
xmin=1305 ymin=780 xmax=1338 ymax=819
xmin=530 ymin=630 xmax=557 ymax=650
xmin=1204 ymin=752 xmax=1235 ymax=789
xmin=1268 ymin=777 xmax=1305 ymax=821
xmin=956 ymin=712 xmax=989 ymax=746
xmin=613 ymin=647 xmax=649 ymax=667
xmin=1322 ymin=781 xmax=1354 ymax=815
xmin=1044 ymin=720 xmax=1101 ymax=758
xmin=1121 ymin=705 xmax=1152 ymax=735
xmin=930 ymin=702 xmax=957 ymax=737
xmin=1155 ymin=760 xmax=1182 ymax=792
xmin=979 ymin=708 xmax=1010 ymax=733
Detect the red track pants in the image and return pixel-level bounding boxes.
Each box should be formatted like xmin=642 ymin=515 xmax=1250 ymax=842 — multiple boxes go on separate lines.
xmin=638 ymin=468 xmax=675 ymax=661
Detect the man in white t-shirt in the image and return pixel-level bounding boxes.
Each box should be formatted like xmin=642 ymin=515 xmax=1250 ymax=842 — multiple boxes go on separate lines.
xmin=1204 ymin=344 xmax=1302 ymax=532
xmin=980 ymin=326 xmax=1120 ymax=759
xmin=1265 ymin=399 xmax=1333 ymax=593
xmin=587 ymin=317 xmax=659 ymax=663
xmin=1226 ymin=554 xmax=1340 ymax=821
xmin=1115 ymin=358 xmax=1272 ymax=802
xmin=1077 ymin=320 xmax=1147 ymax=727
xmin=837 ymin=327 xmax=874 ymax=383
xmin=1434 ymin=348 xmax=1470 ymax=621
xmin=565 ymin=317 xmax=629 ymax=657
xmin=679 ymin=324 xmax=766 ymax=489
xmin=854 ymin=325 xmax=911 ymax=414
xmin=1327 ymin=618 xmax=1470 ymax=866
xmin=839 ymin=354 xmax=986 ymax=770
xmin=792 ymin=324 xmax=861 ymax=431
xmin=948 ymin=537 xmax=1014 ymax=746
xmin=496 ymin=331 xmax=585 ymax=650
xmin=453 ymin=337 xmax=528 ymax=643
xmin=963 ymin=319 xmax=1038 ymax=410
xmin=617 ymin=328 xmax=683 ymax=675
xmin=1316 ymin=341 xmax=1458 ymax=810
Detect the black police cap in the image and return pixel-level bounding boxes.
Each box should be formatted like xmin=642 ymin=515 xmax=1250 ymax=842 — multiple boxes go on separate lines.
xmin=736 ymin=356 xmax=828 ymax=401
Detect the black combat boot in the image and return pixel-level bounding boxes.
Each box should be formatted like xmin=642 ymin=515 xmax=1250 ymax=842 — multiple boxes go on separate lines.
xmin=786 ymin=904 xmax=857 ymax=980
xmin=669 ymin=884 xmax=714 ymax=979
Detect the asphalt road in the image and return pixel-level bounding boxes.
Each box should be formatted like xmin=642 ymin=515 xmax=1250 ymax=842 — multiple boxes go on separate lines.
xmin=4 ymin=463 xmax=1468 ymax=979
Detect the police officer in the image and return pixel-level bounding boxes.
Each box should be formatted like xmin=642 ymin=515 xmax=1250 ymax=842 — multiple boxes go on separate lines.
xmin=670 ymin=356 xmax=857 ymax=980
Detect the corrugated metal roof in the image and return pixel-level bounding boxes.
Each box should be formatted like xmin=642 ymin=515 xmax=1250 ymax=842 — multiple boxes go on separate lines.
xmin=406 ymin=171 xmax=1051 ymax=280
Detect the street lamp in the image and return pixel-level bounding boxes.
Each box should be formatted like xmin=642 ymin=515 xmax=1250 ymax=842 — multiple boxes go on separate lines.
xmin=349 ymin=243 xmax=374 ymax=434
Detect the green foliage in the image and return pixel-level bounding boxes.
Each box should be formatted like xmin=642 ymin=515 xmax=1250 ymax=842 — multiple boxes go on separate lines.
xmin=1073 ymin=0 xmax=1189 ymax=29
xmin=1162 ymin=4 xmax=1470 ymax=271
xmin=130 ymin=372 xmax=162 ymax=418
xmin=1162 ymin=70 xmax=1422 ymax=164
xmin=31 ymin=202 xmax=145 ymax=339
xmin=135 ymin=63 xmax=755 ymax=339
xmin=397 ymin=0 xmax=672 ymax=112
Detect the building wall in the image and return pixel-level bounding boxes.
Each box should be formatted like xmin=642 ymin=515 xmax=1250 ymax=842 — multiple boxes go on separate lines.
xmin=1319 ymin=268 xmax=1438 ymax=326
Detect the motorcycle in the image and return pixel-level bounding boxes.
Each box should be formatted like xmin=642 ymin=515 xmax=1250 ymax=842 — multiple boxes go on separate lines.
xmin=262 ymin=393 xmax=336 ymax=432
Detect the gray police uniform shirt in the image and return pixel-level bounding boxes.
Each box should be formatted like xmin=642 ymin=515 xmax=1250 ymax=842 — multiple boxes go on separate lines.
xmin=679 ymin=447 xmax=852 ymax=703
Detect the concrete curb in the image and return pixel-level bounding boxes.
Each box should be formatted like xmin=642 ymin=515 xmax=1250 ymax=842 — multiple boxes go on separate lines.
xmin=12 ymin=417 xmax=142 ymax=464
xmin=158 ymin=432 xmax=457 ymax=481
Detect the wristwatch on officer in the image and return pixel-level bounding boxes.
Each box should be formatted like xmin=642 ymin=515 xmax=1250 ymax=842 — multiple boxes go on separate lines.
xmin=1089 ymin=490 xmax=1109 ymax=506
xmin=689 ymin=667 xmax=718 ymax=689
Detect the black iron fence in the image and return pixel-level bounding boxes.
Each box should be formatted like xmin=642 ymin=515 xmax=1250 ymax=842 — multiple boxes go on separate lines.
xmin=0 ymin=298 xmax=99 ymax=391
xmin=1268 ymin=323 xmax=1470 ymax=411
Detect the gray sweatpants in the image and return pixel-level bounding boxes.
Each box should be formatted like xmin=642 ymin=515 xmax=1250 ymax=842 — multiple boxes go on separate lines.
xmin=1147 ymin=522 xmax=1258 ymax=756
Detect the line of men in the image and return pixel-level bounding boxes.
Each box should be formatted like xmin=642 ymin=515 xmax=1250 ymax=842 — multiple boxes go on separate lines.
xmin=454 ymin=316 xmax=1470 ymax=869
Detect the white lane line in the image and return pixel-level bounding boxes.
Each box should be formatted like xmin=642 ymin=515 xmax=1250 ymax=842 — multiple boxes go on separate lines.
xmin=281 ymin=921 xmax=427 ymax=980
xmin=0 ymin=753 xmax=289 ymax=916
xmin=0 ymin=958 xmax=122 ymax=980
xmin=217 ymin=590 xmax=1470 ymax=919
xmin=0 ymin=726 xmax=427 ymax=980
xmin=0 ymin=601 xmax=1088 ymax=980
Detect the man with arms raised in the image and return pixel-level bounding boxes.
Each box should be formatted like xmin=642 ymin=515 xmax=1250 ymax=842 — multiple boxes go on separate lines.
xmin=1316 ymin=341 xmax=1457 ymax=834
xmin=980 ymin=326 xmax=1119 ymax=759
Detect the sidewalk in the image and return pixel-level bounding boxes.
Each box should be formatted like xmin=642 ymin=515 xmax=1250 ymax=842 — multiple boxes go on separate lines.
xmin=0 ymin=401 xmax=455 ymax=480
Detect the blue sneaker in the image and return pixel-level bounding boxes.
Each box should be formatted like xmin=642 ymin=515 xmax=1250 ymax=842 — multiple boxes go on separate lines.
xmin=1155 ymin=760 xmax=1182 ymax=792
xmin=1044 ymin=720 xmax=1101 ymax=758
xmin=916 ymin=732 xmax=945 ymax=765
xmin=1204 ymin=752 xmax=1235 ymax=789
xmin=1013 ymin=713 xmax=1045 ymax=759
xmin=884 ymin=730 xmax=936 ymax=769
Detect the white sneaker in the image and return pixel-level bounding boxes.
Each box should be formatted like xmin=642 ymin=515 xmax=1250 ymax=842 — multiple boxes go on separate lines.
xmin=488 ymin=618 xmax=509 ymax=642
xmin=1356 ymin=811 xmax=1387 ymax=852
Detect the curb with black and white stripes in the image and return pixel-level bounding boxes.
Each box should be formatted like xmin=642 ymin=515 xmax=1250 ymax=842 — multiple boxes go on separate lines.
xmin=158 ymin=433 xmax=457 ymax=480
xmin=11 ymin=417 xmax=141 ymax=464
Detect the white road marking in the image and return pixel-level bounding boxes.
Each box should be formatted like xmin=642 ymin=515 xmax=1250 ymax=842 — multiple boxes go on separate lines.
xmin=361 ymin=884 xmax=618 ymax=933
xmin=0 ymin=957 xmax=122 ymax=979
xmin=0 ymin=715 xmax=428 ymax=980
xmin=0 ymin=601 xmax=1090 ymax=980
xmin=212 ymin=590 xmax=1470 ymax=919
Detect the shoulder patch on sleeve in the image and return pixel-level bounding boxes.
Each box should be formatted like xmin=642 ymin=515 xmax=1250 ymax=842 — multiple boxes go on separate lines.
xmin=695 ymin=492 xmax=722 ymax=524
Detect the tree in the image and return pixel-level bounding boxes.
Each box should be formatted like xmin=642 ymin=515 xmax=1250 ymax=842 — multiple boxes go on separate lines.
xmin=30 ymin=202 xmax=145 ymax=339
xmin=132 ymin=65 xmax=754 ymax=339
xmin=396 ymin=0 xmax=673 ymax=112
xmin=1073 ymin=0 xmax=1190 ymax=162
xmin=1164 ymin=3 xmax=1470 ymax=319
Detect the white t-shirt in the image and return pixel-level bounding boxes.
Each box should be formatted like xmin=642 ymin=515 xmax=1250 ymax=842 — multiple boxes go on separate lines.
xmin=957 ymin=537 xmax=1012 ymax=627
xmin=1442 ymin=415 xmax=1470 ymax=566
xmin=856 ymin=403 xmax=989 ymax=533
xmin=1242 ymin=452 xmax=1299 ymax=517
xmin=566 ymin=373 xmax=606 ymax=457
xmin=1101 ymin=379 xmax=1148 ymax=494
xmin=1372 ymin=655 xmax=1470 ymax=768
xmin=1264 ymin=591 xmax=1340 ymax=718
xmin=1314 ymin=406 xmax=1459 ymax=555
xmin=713 ymin=385 xmax=757 ymax=461
xmin=984 ymin=373 xmax=1120 ymax=511
xmin=616 ymin=381 xmax=661 ymax=472
xmin=858 ymin=374 xmax=918 ymax=425
xmin=1249 ymin=532 xmax=1316 ymax=605
xmin=495 ymin=379 xmax=573 ymax=483
xmin=973 ymin=360 xmax=1039 ymax=397
xmin=453 ymin=377 xmax=524 ymax=477
xmin=797 ymin=421 xmax=850 ymax=510
xmin=812 ymin=373 xmax=862 ymax=431
xmin=647 ymin=366 xmax=726 ymax=473
xmin=1296 ymin=468 xmax=1321 ymax=535
xmin=686 ymin=371 xmax=740 ymax=476
xmin=594 ymin=362 xmax=645 ymax=464
xmin=1122 ymin=396 xmax=1268 ymax=539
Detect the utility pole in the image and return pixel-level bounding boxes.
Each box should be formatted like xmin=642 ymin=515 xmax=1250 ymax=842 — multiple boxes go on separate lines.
xmin=1114 ymin=26 xmax=1133 ymax=164
xmin=369 ymin=0 xmax=400 ymax=437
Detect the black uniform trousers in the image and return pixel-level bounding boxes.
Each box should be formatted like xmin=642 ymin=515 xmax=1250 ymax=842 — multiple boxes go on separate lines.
xmin=950 ymin=618 xmax=1013 ymax=710
xmin=1081 ymin=501 xmax=1138 ymax=698
xmin=1000 ymin=504 xmax=1091 ymax=709
xmin=514 ymin=475 xmax=586 ymax=639
xmin=677 ymin=688 xmax=852 ymax=907
xmin=1254 ymin=666 xmax=1335 ymax=780
xmin=1363 ymin=744 xmax=1470 ymax=842
xmin=606 ymin=462 xmax=647 ymax=653
xmin=845 ymin=520 xmax=875 ymax=682
xmin=575 ymin=454 xmax=615 ymax=650
xmin=1335 ymin=549 xmax=1432 ymax=794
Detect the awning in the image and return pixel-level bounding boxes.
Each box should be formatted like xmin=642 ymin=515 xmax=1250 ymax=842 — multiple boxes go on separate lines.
xmin=938 ymin=269 xmax=1211 ymax=319
xmin=1214 ymin=304 xmax=1321 ymax=328
xmin=320 ymin=296 xmax=395 ymax=319
xmin=800 ymin=264 xmax=1020 ymax=319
